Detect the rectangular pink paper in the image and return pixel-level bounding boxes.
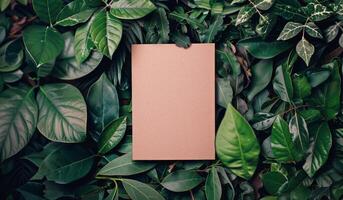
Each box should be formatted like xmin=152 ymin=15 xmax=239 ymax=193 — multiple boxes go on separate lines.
xmin=132 ymin=44 xmax=215 ymax=160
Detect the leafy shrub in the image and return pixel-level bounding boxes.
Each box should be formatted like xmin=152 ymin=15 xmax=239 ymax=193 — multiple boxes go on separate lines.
xmin=0 ymin=0 xmax=342 ymax=199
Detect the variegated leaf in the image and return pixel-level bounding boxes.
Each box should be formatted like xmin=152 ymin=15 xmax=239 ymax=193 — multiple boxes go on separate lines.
xmin=236 ymin=5 xmax=256 ymax=25
xmin=296 ymin=37 xmax=314 ymax=66
xmin=308 ymin=3 xmax=332 ymax=21
xmin=277 ymin=22 xmax=303 ymax=40
xmin=304 ymin=22 xmax=323 ymax=39
xmin=255 ymin=0 xmax=275 ymax=11
xmin=324 ymin=23 xmax=340 ymax=42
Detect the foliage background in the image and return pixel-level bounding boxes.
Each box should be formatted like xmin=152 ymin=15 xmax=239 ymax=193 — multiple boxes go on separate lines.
xmin=0 ymin=0 xmax=343 ymax=199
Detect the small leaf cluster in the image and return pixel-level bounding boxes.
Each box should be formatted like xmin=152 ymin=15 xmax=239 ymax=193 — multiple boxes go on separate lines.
xmin=0 ymin=0 xmax=343 ymax=199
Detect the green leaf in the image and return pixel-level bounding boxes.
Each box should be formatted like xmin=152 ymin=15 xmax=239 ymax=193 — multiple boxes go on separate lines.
xmin=205 ymin=167 xmax=222 ymax=200
xmin=216 ymin=77 xmax=233 ymax=108
xmin=293 ymin=74 xmax=311 ymax=99
xmin=52 ymin=32 xmax=103 ymax=80
xmin=0 ymin=39 xmax=24 ymax=72
xmin=32 ymin=144 xmax=95 ymax=184
xmin=55 ymin=0 xmax=96 ymax=26
xmin=32 ymin=0 xmax=63 ymax=24
xmin=303 ymin=122 xmax=332 ymax=177
xmin=289 ymin=113 xmax=310 ymax=155
xmin=261 ymin=171 xmax=287 ymax=195
xmin=247 ymin=59 xmax=273 ymax=101
xmin=238 ymin=38 xmax=292 ymax=59
xmin=0 ymin=0 xmax=10 ymax=11
xmin=273 ymin=64 xmax=293 ymax=102
xmin=200 ymin=15 xmax=224 ymax=43
xmin=306 ymin=69 xmax=331 ymax=88
xmin=90 ymin=11 xmax=122 ymax=58
xmin=0 ymin=87 xmax=38 ymax=161
xmin=255 ymin=0 xmax=275 ymax=10
xmin=110 ymin=0 xmax=156 ymax=20
xmin=308 ymin=3 xmax=332 ymax=22
xmin=216 ymin=45 xmax=241 ymax=76
xmin=277 ymin=22 xmax=303 ymax=40
xmin=37 ymin=83 xmax=87 ymax=143
xmin=271 ymin=116 xmax=301 ymax=163
xmin=122 ymin=179 xmax=165 ymax=200
xmin=170 ymin=32 xmax=191 ymax=48
xmin=23 ymin=25 xmax=64 ymax=67
xmin=74 ymin=16 xmax=95 ymax=63
xmin=98 ymin=116 xmax=127 ymax=154
xmin=86 ymin=73 xmax=120 ymax=136
xmin=215 ymin=104 xmax=260 ymax=179
xmin=97 ymin=153 xmax=156 ymax=176
xmin=304 ymin=22 xmax=323 ymax=39
xmin=235 ymin=5 xmax=256 ymax=25
xmin=161 ymin=170 xmax=204 ymax=192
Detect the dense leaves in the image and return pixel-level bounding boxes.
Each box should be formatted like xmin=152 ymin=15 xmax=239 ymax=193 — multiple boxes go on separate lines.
xmin=0 ymin=0 xmax=343 ymax=199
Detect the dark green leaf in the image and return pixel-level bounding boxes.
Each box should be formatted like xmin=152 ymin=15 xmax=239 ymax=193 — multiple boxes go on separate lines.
xmin=32 ymin=0 xmax=63 ymax=24
xmin=216 ymin=77 xmax=233 ymax=108
xmin=205 ymin=167 xmax=222 ymax=200
xmin=110 ymin=0 xmax=156 ymax=20
xmin=55 ymin=0 xmax=96 ymax=26
xmin=273 ymin=64 xmax=293 ymax=102
xmin=122 ymin=179 xmax=165 ymax=200
xmin=262 ymin=171 xmax=287 ymax=195
xmin=161 ymin=170 xmax=204 ymax=192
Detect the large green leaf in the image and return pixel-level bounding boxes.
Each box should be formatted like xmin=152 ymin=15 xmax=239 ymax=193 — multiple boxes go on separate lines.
xmin=205 ymin=167 xmax=222 ymax=200
xmin=161 ymin=170 xmax=204 ymax=192
xmin=32 ymin=0 xmax=63 ymax=24
xmin=90 ymin=11 xmax=122 ymax=58
xmin=52 ymin=32 xmax=103 ymax=80
xmin=98 ymin=116 xmax=127 ymax=154
xmin=271 ymin=116 xmax=301 ymax=163
xmin=261 ymin=171 xmax=287 ymax=195
xmin=55 ymin=0 xmax=96 ymax=26
xmin=303 ymin=122 xmax=332 ymax=177
xmin=0 ymin=39 xmax=24 ymax=72
xmin=86 ymin=73 xmax=120 ymax=136
xmin=97 ymin=153 xmax=156 ymax=176
xmin=122 ymin=179 xmax=165 ymax=200
xmin=246 ymin=59 xmax=273 ymax=101
xmin=23 ymin=25 xmax=64 ymax=67
xmin=32 ymin=144 xmax=95 ymax=184
xmin=37 ymin=83 xmax=87 ymax=143
xmin=110 ymin=0 xmax=156 ymax=20
xmin=0 ymin=87 xmax=38 ymax=161
xmin=215 ymin=104 xmax=260 ymax=179
xmin=273 ymin=64 xmax=293 ymax=102
xmin=238 ymin=38 xmax=292 ymax=59
xmin=74 ymin=15 xmax=96 ymax=63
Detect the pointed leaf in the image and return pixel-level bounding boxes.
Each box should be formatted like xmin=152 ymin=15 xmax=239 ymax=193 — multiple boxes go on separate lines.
xmin=55 ymin=0 xmax=96 ymax=26
xmin=289 ymin=113 xmax=310 ymax=155
xmin=308 ymin=3 xmax=332 ymax=22
xmin=32 ymin=0 xmax=63 ymax=24
xmin=90 ymin=11 xmax=122 ymax=58
xmin=303 ymin=122 xmax=332 ymax=177
xmin=98 ymin=116 xmax=127 ymax=154
xmin=110 ymin=0 xmax=156 ymax=20
xmin=216 ymin=104 xmax=260 ymax=179
xmin=161 ymin=170 xmax=204 ymax=192
xmin=304 ymin=22 xmax=323 ymax=39
xmin=216 ymin=77 xmax=233 ymax=108
xmin=205 ymin=167 xmax=222 ymax=200
xmin=273 ymin=64 xmax=293 ymax=102
xmin=235 ymin=5 xmax=256 ymax=25
xmin=324 ymin=23 xmax=340 ymax=42
xmin=37 ymin=83 xmax=87 ymax=143
xmin=74 ymin=16 xmax=95 ymax=63
xmin=277 ymin=22 xmax=303 ymax=40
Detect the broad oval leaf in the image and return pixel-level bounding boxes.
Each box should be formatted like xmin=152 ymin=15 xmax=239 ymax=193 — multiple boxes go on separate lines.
xmin=289 ymin=113 xmax=310 ymax=155
xmin=0 ymin=87 xmax=38 ymax=161
xmin=55 ymin=0 xmax=96 ymax=26
xmin=32 ymin=0 xmax=63 ymax=24
xmin=296 ymin=37 xmax=314 ymax=66
xmin=215 ymin=104 xmax=260 ymax=179
xmin=277 ymin=22 xmax=303 ymax=40
xmin=247 ymin=59 xmax=273 ymax=101
xmin=86 ymin=73 xmax=120 ymax=137
xmin=205 ymin=167 xmax=222 ymax=200
xmin=161 ymin=170 xmax=204 ymax=192
xmin=303 ymin=122 xmax=332 ymax=177
xmin=97 ymin=152 xmax=156 ymax=176
xmin=98 ymin=116 xmax=127 ymax=154
xmin=273 ymin=64 xmax=293 ymax=102
xmin=238 ymin=38 xmax=292 ymax=59
xmin=23 ymin=25 xmax=64 ymax=67
xmin=52 ymin=32 xmax=103 ymax=80
xmin=261 ymin=171 xmax=287 ymax=195
xmin=37 ymin=83 xmax=87 ymax=143
xmin=110 ymin=0 xmax=156 ymax=20
xmin=32 ymin=144 xmax=95 ymax=184
xmin=271 ymin=116 xmax=301 ymax=163
xmin=91 ymin=11 xmax=122 ymax=58
xmin=122 ymin=179 xmax=165 ymax=200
